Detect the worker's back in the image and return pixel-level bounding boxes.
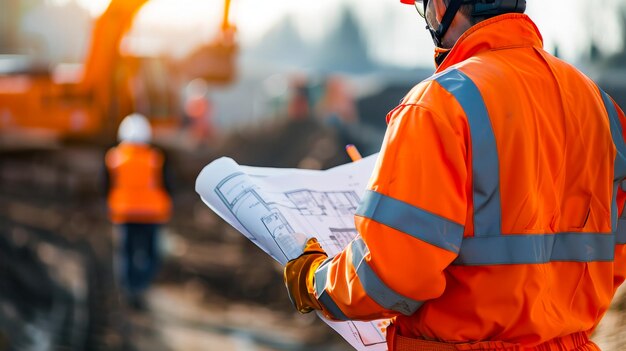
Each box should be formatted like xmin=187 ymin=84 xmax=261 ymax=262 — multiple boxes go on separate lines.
xmin=394 ymin=14 xmax=626 ymax=345
xmin=105 ymin=143 xmax=172 ymax=224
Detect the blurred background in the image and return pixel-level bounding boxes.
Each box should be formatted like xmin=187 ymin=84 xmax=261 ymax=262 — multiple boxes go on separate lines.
xmin=1 ymin=0 xmax=626 ymax=350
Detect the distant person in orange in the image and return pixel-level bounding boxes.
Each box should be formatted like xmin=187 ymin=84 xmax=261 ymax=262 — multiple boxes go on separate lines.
xmin=315 ymin=75 xmax=357 ymax=126
xmin=184 ymin=79 xmax=215 ymax=147
xmin=284 ymin=0 xmax=626 ymax=350
xmin=105 ymin=113 xmax=172 ymax=310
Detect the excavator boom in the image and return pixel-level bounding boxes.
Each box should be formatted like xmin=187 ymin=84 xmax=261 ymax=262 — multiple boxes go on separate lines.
xmin=79 ymin=0 xmax=149 ymax=93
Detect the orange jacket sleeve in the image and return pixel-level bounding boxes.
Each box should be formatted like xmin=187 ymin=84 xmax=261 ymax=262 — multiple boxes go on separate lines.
xmin=313 ymin=98 xmax=469 ymax=321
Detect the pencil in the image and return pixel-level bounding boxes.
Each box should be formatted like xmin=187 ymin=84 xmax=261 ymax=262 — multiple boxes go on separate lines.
xmin=346 ymin=144 xmax=362 ymax=162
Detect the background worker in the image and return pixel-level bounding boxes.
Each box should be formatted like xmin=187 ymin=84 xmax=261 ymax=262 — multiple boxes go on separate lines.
xmin=284 ymin=0 xmax=626 ymax=350
xmin=105 ymin=113 xmax=172 ymax=310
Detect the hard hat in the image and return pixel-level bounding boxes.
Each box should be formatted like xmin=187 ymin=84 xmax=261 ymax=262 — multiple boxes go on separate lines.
xmin=117 ymin=113 xmax=152 ymax=144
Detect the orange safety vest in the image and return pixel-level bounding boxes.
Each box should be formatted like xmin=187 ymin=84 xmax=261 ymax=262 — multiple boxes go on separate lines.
xmin=312 ymin=14 xmax=626 ymax=350
xmin=105 ymin=143 xmax=172 ymax=224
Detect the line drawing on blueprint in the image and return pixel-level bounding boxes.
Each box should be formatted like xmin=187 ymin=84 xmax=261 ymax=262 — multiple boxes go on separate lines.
xmin=324 ymin=228 xmax=358 ymax=252
xmin=284 ymin=189 xmax=361 ymax=254
xmin=214 ymin=178 xmax=365 ymax=261
xmin=214 ymin=172 xmax=302 ymax=262
xmin=260 ymin=210 xmax=296 ymax=259
xmin=286 ymin=190 xmax=360 ymax=217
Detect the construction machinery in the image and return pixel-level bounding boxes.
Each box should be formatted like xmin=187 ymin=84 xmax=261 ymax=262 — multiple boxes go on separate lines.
xmin=0 ymin=0 xmax=237 ymax=145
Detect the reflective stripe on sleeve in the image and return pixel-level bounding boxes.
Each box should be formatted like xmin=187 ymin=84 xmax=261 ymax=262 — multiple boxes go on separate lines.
xmin=314 ymin=258 xmax=350 ymax=321
xmin=454 ymin=232 xmax=615 ymax=265
xmin=435 ymin=69 xmax=502 ymax=237
xmin=313 ymin=239 xmax=423 ymax=318
xmin=350 ymin=237 xmax=423 ymax=316
xmin=356 ymin=190 xmax=463 ymax=253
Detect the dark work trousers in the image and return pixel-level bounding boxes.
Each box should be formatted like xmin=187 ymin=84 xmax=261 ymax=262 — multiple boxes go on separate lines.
xmin=115 ymin=223 xmax=160 ymax=299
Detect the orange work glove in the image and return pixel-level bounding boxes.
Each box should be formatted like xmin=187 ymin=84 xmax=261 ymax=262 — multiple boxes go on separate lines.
xmin=284 ymin=238 xmax=328 ymax=313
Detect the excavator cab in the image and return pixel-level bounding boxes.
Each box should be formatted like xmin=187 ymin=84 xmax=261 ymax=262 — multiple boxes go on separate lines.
xmin=0 ymin=0 xmax=237 ymax=146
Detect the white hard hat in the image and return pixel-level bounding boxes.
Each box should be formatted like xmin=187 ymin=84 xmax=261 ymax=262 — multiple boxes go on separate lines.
xmin=117 ymin=113 xmax=152 ymax=144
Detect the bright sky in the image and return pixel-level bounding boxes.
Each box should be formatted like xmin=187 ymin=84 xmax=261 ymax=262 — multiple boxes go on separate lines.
xmin=64 ymin=0 xmax=623 ymax=67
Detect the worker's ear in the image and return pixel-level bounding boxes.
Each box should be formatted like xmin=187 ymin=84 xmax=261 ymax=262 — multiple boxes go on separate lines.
xmin=431 ymin=0 xmax=447 ymax=23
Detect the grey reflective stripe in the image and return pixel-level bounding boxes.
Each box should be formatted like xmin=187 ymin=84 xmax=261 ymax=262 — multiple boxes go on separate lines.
xmin=355 ymin=190 xmax=463 ymax=253
xmin=601 ymin=90 xmax=626 ymax=181
xmin=435 ymin=69 xmax=501 ymax=237
xmin=612 ymin=184 xmax=620 ymax=237
xmin=617 ymin=220 xmax=626 ymax=245
xmin=351 ymin=238 xmax=422 ymax=315
xmin=454 ymin=232 xmax=615 ymax=265
xmin=613 ymin=182 xmax=626 ymax=245
xmin=600 ymin=89 xmax=626 ymax=234
xmin=314 ymin=258 xmax=349 ymax=320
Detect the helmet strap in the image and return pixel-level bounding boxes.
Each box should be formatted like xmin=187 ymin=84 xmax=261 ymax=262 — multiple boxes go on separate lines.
xmin=427 ymin=0 xmax=465 ymax=47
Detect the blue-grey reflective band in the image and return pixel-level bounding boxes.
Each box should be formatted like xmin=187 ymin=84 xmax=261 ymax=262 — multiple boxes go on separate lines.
xmin=351 ymin=238 xmax=422 ymax=315
xmin=612 ymin=183 xmax=620 ymax=235
xmin=454 ymin=232 xmax=616 ymax=266
xmin=613 ymin=186 xmax=626 ymax=245
xmin=356 ymin=190 xmax=463 ymax=253
xmin=435 ymin=69 xmax=502 ymax=237
xmin=601 ymin=90 xmax=626 ymax=181
xmin=600 ymin=89 xmax=626 ymax=233
xmin=617 ymin=220 xmax=626 ymax=245
xmin=314 ymin=258 xmax=349 ymax=321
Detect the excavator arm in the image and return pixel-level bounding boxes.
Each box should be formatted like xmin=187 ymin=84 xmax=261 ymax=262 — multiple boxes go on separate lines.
xmin=79 ymin=0 xmax=236 ymax=99
xmin=79 ymin=0 xmax=149 ymax=94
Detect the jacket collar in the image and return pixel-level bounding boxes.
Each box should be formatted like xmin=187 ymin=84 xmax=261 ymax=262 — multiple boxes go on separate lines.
xmin=435 ymin=14 xmax=544 ymax=72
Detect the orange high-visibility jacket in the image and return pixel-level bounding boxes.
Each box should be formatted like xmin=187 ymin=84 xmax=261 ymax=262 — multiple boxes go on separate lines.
xmin=313 ymin=14 xmax=626 ymax=347
xmin=105 ymin=143 xmax=172 ymax=224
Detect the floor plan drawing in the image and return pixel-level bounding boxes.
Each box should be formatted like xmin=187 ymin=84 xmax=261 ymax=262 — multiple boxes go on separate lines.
xmin=213 ymin=172 xmax=365 ymax=261
xmin=214 ymin=171 xmax=303 ymax=262
xmin=261 ymin=210 xmax=297 ymax=259
xmin=327 ymin=228 xmax=359 ymax=249
xmin=286 ymin=190 xmax=361 ymax=217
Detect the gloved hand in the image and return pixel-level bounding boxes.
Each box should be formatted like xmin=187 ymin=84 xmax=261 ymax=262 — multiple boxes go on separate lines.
xmin=284 ymin=238 xmax=328 ymax=313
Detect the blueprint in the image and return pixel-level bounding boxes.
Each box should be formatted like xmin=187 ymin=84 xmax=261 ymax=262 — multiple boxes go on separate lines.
xmin=195 ymin=154 xmax=389 ymax=351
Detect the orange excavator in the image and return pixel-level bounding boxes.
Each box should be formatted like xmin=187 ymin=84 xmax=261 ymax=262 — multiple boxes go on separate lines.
xmin=0 ymin=0 xmax=236 ymax=144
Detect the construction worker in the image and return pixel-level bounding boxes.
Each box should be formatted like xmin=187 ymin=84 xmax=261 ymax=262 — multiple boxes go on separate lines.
xmin=284 ymin=1 xmax=626 ymax=350
xmin=105 ymin=113 xmax=172 ymax=310
xmin=184 ymin=78 xmax=216 ymax=147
